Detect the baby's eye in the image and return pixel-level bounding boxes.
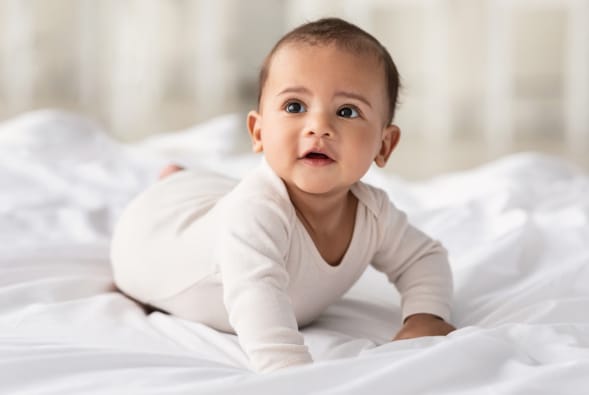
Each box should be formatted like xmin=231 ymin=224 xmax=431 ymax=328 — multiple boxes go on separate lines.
xmin=285 ymin=101 xmax=306 ymax=113
xmin=337 ymin=106 xmax=359 ymax=118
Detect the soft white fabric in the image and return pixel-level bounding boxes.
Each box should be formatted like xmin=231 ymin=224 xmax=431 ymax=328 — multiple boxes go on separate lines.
xmin=110 ymin=159 xmax=452 ymax=372
xmin=1 ymin=110 xmax=588 ymax=394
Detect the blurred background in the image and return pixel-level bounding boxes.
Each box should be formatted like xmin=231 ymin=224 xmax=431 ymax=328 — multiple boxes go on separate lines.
xmin=0 ymin=0 xmax=587 ymax=179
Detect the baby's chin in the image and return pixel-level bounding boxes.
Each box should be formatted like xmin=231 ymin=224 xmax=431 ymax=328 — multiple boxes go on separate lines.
xmin=289 ymin=178 xmax=352 ymax=197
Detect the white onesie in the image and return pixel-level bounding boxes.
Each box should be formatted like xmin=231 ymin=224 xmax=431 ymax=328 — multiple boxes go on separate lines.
xmin=110 ymin=160 xmax=453 ymax=373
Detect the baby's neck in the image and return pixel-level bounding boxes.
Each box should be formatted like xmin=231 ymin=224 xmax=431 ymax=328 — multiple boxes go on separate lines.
xmin=287 ymin=187 xmax=356 ymax=236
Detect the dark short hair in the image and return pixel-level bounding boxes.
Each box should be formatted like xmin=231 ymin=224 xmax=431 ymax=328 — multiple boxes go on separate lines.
xmin=257 ymin=17 xmax=401 ymax=124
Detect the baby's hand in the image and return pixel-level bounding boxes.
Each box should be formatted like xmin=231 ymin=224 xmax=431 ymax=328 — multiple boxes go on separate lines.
xmin=392 ymin=313 xmax=456 ymax=341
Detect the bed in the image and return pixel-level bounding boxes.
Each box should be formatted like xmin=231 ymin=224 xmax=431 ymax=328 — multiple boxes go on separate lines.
xmin=1 ymin=110 xmax=588 ymax=394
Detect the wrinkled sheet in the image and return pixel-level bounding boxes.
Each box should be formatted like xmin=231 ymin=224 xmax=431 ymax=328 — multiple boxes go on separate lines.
xmin=1 ymin=110 xmax=588 ymax=394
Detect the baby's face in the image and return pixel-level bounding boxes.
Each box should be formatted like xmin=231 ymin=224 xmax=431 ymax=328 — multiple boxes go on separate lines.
xmin=248 ymin=43 xmax=398 ymax=197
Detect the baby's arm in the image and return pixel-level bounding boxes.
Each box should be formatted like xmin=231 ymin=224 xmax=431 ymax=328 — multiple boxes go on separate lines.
xmin=216 ymin=199 xmax=313 ymax=373
xmin=371 ymin=196 xmax=455 ymax=339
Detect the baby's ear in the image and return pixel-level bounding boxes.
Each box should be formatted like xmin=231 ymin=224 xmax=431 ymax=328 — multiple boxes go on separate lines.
xmin=247 ymin=111 xmax=264 ymax=153
xmin=374 ymin=124 xmax=400 ymax=167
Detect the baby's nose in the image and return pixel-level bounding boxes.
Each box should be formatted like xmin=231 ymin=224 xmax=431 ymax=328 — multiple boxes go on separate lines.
xmin=304 ymin=113 xmax=334 ymax=137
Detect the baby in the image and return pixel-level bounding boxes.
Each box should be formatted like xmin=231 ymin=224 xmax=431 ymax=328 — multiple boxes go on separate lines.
xmin=111 ymin=17 xmax=455 ymax=373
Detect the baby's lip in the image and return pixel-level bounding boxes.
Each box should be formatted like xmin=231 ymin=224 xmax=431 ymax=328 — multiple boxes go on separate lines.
xmin=299 ymin=148 xmax=334 ymax=160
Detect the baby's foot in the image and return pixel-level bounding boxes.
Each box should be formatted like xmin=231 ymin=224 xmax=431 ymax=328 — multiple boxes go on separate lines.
xmin=158 ymin=164 xmax=185 ymax=179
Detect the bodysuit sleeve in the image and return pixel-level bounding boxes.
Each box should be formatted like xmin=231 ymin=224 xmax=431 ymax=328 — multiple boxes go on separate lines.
xmin=215 ymin=198 xmax=313 ymax=373
xmin=371 ymin=192 xmax=453 ymax=322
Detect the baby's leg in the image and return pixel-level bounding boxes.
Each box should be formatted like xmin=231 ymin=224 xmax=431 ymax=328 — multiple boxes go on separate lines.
xmin=111 ymin=167 xmax=237 ymax=312
xmin=158 ymin=164 xmax=185 ymax=179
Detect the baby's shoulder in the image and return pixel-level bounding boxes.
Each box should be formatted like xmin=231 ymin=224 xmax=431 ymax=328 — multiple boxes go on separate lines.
xmin=353 ymin=181 xmax=396 ymax=217
xmin=218 ymin=164 xmax=295 ymax=226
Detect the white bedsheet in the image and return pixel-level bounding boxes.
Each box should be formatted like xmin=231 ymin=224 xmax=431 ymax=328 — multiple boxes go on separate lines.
xmin=1 ymin=110 xmax=588 ymax=394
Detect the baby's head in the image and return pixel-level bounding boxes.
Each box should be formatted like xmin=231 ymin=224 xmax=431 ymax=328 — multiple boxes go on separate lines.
xmin=258 ymin=17 xmax=401 ymax=125
xmin=248 ymin=18 xmax=402 ymax=196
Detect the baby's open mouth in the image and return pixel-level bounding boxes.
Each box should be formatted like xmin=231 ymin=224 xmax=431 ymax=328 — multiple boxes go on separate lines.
xmin=305 ymin=152 xmax=330 ymax=159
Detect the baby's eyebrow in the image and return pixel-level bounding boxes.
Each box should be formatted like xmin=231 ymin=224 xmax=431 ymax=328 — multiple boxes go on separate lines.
xmin=334 ymin=91 xmax=372 ymax=109
xmin=277 ymin=86 xmax=311 ymax=96
xmin=277 ymin=86 xmax=372 ymax=108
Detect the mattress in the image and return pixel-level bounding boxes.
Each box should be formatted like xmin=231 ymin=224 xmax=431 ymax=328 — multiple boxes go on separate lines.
xmin=1 ymin=110 xmax=588 ymax=394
